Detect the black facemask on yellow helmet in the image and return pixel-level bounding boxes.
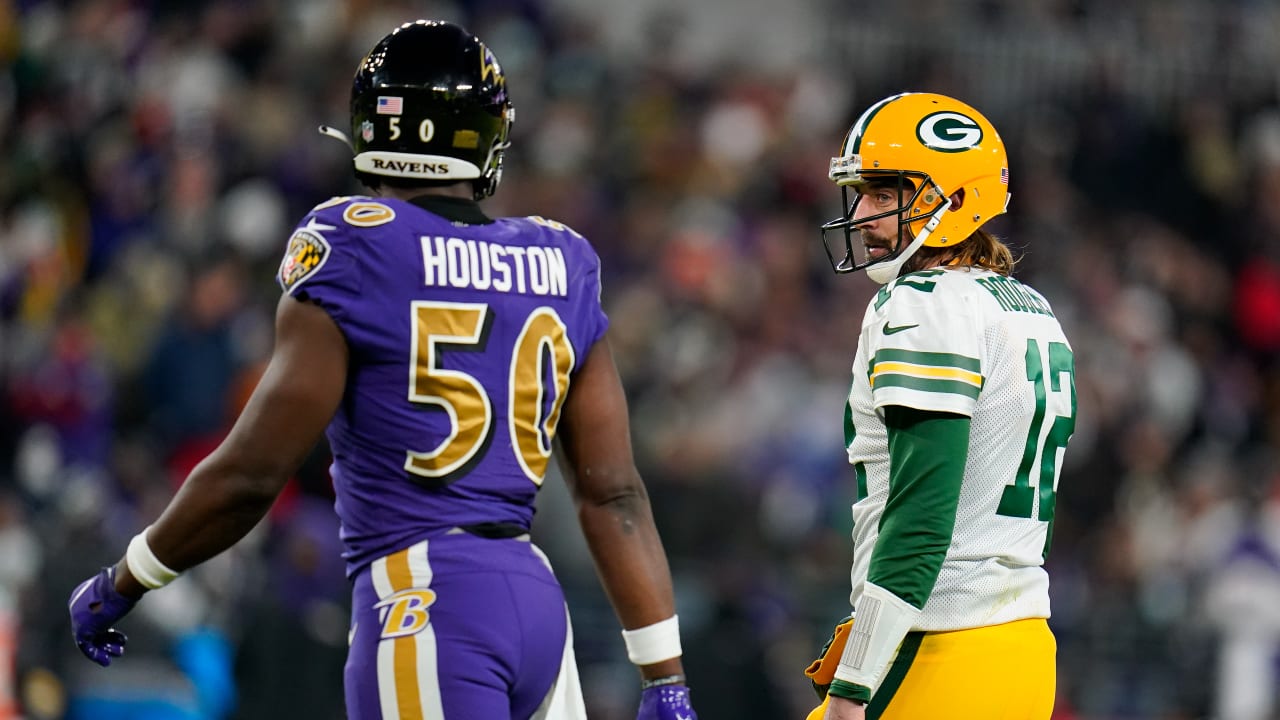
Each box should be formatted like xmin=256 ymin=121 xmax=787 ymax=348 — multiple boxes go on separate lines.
xmin=820 ymin=92 xmax=1011 ymax=284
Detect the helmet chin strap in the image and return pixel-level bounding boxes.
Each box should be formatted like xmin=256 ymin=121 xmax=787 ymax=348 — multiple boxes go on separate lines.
xmin=865 ymin=196 xmax=952 ymax=285
xmin=318 ymin=125 xmax=355 ymax=153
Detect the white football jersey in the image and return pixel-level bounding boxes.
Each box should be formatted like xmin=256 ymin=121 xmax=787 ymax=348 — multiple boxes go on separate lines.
xmin=845 ymin=267 xmax=1075 ymax=631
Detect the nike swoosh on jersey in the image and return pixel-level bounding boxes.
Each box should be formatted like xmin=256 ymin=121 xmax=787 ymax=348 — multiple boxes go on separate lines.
xmin=882 ymin=322 xmax=919 ymax=335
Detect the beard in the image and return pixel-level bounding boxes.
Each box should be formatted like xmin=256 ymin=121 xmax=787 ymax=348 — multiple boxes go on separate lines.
xmin=861 ymin=225 xmax=952 ymax=276
xmin=860 ymin=228 xmax=897 ymax=263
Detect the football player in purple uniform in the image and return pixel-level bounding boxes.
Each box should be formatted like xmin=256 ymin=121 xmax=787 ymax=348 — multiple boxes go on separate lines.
xmin=69 ymin=20 xmax=696 ymax=720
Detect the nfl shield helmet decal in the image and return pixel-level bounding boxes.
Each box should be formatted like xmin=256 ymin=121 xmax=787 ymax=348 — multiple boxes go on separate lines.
xmin=279 ymin=228 xmax=331 ymax=292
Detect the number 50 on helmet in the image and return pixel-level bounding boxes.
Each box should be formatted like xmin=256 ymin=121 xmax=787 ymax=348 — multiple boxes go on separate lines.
xmin=820 ymin=92 xmax=1011 ymax=283
xmin=322 ymin=20 xmax=514 ymax=200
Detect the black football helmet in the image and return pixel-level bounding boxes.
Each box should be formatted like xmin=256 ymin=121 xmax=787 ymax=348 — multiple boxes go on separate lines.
xmin=337 ymin=20 xmax=514 ymax=199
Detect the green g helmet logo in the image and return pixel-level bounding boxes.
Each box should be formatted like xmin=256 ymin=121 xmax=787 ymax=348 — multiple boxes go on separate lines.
xmin=916 ymin=111 xmax=983 ymax=152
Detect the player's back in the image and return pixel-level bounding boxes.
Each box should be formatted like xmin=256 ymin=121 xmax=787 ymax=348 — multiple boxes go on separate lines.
xmin=847 ymin=267 xmax=1075 ymax=629
xmin=933 ymin=268 xmax=1075 ymax=626
xmin=277 ymin=195 xmax=608 ymax=573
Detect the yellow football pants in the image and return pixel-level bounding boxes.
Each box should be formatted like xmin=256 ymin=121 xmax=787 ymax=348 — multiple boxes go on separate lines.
xmin=807 ymin=618 xmax=1056 ymax=720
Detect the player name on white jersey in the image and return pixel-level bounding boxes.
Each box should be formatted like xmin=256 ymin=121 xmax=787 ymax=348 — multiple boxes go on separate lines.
xmin=420 ymin=236 xmax=568 ymax=297
xmin=975 ymin=275 xmax=1055 ymax=317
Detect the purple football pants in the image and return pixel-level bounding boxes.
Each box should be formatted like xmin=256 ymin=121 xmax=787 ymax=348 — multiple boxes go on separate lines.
xmin=344 ymin=532 xmax=578 ymax=720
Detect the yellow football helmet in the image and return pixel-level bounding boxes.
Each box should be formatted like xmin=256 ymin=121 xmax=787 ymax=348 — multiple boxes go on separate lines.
xmin=820 ymin=92 xmax=1010 ymax=284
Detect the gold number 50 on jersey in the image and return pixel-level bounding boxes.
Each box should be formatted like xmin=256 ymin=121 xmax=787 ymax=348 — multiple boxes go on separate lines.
xmin=404 ymin=301 xmax=574 ymax=485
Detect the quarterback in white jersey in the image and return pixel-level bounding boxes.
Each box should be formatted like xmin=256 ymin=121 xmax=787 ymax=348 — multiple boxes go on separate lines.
xmin=805 ymin=93 xmax=1074 ymax=720
xmin=848 ymin=266 xmax=1072 ymax=633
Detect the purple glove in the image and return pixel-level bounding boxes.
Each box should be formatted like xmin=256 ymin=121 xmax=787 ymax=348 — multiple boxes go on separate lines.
xmin=68 ymin=567 xmax=137 ymax=666
xmin=637 ymin=683 xmax=697 ymax=720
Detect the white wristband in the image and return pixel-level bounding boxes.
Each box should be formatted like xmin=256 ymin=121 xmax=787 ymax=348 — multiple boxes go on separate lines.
xmin=621 ymin=615 xmax=682 ymax=665
xmin=833 ymin=582 xmax=921 ymax=693
xmin=125 ymin=526 xmax=181 ymax=590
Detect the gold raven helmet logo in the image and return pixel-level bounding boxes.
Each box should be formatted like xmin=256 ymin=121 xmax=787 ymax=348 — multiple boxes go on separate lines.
xmin=479 ymin=42 xmax=504 ymax=86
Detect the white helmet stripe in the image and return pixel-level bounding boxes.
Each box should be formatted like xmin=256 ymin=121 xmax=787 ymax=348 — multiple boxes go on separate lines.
xmin=842 ymin=92 xmax=910 ymax=157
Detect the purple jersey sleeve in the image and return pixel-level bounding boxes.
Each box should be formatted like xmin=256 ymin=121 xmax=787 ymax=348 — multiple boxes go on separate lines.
xmin=277 ymin=207 xmax=364 ymax=325
xmin=274 ymin=197 xmax=611 ymax=574
xmin=557 ymin=221 xmax=609 ymax=351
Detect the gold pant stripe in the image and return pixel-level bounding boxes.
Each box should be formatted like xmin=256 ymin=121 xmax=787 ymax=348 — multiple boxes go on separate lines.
xmin=387 ymin=548 xmax=424 ymax=720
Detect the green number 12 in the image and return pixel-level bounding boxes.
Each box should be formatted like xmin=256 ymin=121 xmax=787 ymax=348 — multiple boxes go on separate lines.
xmin=997 ymin=338 xmax=1076 ymax=555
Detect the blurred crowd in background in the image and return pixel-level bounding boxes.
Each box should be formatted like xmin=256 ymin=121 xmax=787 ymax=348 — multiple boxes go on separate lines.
xmin=3 ymin=0 xmax=1280 ymax=718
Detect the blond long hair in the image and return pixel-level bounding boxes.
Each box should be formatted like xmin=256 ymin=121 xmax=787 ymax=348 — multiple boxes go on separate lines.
xmin=909 ymin=229 xmax=1016 ymax=276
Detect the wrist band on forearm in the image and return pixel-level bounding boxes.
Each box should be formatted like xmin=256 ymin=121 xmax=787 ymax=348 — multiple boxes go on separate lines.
xmin=640 ymin=674 xmax=686 ymax=690
xmin=832 ymin=582 xmax=921 ymax=692
xmin=125 ymin=526 xmax=181 ymax=589
xmin=621 ymin=615 xmax=682 ymax=665
xmin=827 ymin=679 xmax=871 ymax=705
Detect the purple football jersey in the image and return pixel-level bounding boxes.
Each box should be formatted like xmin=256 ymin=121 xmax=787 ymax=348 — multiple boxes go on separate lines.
xmin=276 ymin=196 xmax=608 ymax=574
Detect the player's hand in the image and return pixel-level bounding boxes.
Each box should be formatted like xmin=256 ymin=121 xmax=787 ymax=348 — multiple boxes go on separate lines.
xmin=637 ymin=683 xmax=697 ymax=720
xmin=68 ymin=567 xmax=137 ymax=666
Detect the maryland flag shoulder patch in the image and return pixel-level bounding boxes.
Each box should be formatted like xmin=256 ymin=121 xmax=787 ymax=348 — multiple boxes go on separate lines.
xmin=278 ymin=228 xmax=331 ymax=293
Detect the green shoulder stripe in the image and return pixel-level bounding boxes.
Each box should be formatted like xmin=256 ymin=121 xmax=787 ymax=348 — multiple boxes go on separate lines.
xmin=873 ymin=375 xmax=981 ymax=399
xmin=871 ymin=348 xmax=981 ymax=373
